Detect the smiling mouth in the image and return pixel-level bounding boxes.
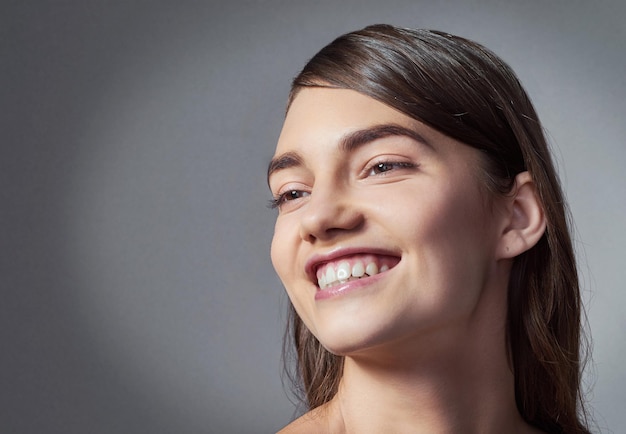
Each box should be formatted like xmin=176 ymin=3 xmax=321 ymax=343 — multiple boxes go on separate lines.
xmin=315 ymin=254 xmax=399 ymax=290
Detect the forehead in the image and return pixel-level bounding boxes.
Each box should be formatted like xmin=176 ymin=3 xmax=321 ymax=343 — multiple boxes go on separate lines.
xmin=270 ymin=87 xmax=488 ymax=188
xmin=275 ymin=88 xmax=417 ymax=154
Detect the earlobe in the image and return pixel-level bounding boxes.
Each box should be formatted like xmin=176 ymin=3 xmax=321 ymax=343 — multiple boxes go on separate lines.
xmin=496 ymin=171 xmax=547 ymax=260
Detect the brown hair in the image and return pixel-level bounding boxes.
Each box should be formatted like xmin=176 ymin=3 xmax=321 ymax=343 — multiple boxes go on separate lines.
xmin=281 ymin=24 xmax=590 ymax=433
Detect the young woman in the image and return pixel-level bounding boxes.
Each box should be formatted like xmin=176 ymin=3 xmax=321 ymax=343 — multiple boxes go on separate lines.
xmin=267 ymin=24 xmax=590 ymax=433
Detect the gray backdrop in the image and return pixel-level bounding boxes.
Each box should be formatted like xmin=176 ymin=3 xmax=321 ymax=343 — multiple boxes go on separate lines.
xmin=3 ymin=1 xmax=624 ymax=433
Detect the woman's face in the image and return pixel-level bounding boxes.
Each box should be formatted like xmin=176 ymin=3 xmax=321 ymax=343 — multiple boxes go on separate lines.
xmin=269 ymin=88 xmax=506 ymax=357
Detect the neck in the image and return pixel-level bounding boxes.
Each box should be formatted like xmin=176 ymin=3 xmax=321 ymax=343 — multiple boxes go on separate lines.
xmin=323 ymin=286 xmax=535 ymax=434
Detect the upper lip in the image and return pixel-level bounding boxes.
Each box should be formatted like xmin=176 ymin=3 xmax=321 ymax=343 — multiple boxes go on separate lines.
xmin=304 ymin=246 xmax=402 ymax=284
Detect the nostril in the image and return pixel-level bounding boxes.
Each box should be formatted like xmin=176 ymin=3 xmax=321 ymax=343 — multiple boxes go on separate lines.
xmin=299 ymin=202 xmax=365 ymax=243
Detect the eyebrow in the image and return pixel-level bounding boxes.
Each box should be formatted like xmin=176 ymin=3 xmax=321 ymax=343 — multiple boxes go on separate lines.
xmin=267 ymin=123 xmax=430 ymax=184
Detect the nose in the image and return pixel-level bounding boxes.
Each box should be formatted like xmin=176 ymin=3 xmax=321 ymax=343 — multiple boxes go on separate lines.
xmin=298 ymin=185 xmax=364 ymax=243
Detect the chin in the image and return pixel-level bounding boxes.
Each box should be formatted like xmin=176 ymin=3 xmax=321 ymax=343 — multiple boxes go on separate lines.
xmin=312 ymin=318 xmax=403 ymax=357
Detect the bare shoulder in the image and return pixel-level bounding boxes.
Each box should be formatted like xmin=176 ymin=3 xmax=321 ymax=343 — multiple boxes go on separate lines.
xmin=276 ymin=415 xmax=320 ymax=434
xmin=276 ymin=404 xmax=338 ymax=434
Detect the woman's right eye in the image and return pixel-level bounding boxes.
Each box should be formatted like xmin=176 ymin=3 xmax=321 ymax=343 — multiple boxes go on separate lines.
xmin=269 ymin=190 xmax=310 ymax=210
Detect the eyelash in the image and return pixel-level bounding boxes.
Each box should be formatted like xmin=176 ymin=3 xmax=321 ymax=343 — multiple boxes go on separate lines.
xmin=269 ymin=160 xmax=416 ymax=210
xmin=268 ymin=190 xmax=310 ymax=209
xmin=366 ymin=160 xmax=416 ymax=176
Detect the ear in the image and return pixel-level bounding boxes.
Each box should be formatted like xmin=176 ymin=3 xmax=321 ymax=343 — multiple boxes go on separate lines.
xmin=496 ymin=171 xmax=547 ymax=260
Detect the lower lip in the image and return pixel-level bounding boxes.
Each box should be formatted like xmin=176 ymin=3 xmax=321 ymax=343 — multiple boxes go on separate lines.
xmin=314 ymin=270 xmax=389 ymax=300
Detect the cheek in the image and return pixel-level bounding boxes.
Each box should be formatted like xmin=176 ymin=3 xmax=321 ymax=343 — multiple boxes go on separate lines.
xmin=270 ymin=224 xmax=317 ymax=335
xmin=399 ymin=183 xmax=495 ymax=284
xmin=270 ymin=216 xmax=322 ymax=331
xmin=270 ymin=216 xmax=303 ymax=295
xmin=270 ymin=219 xmax=289 ymax=280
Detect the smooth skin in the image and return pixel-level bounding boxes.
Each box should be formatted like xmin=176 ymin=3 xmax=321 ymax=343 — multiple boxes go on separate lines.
xmin=269 ymin=88 xmax=546 ymax=433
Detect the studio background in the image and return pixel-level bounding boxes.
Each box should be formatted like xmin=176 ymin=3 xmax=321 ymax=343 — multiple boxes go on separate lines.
xmin=3 ymin=1 xmax=624 ymax=433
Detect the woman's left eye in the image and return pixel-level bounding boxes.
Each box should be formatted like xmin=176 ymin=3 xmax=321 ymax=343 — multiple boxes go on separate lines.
xmin=367 ymin=161 xmax=415 ymax=176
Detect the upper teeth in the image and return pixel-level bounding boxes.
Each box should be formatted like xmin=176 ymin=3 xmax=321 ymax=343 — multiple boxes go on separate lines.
xmin=317 ymin=260 xmax=389 ymax=289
